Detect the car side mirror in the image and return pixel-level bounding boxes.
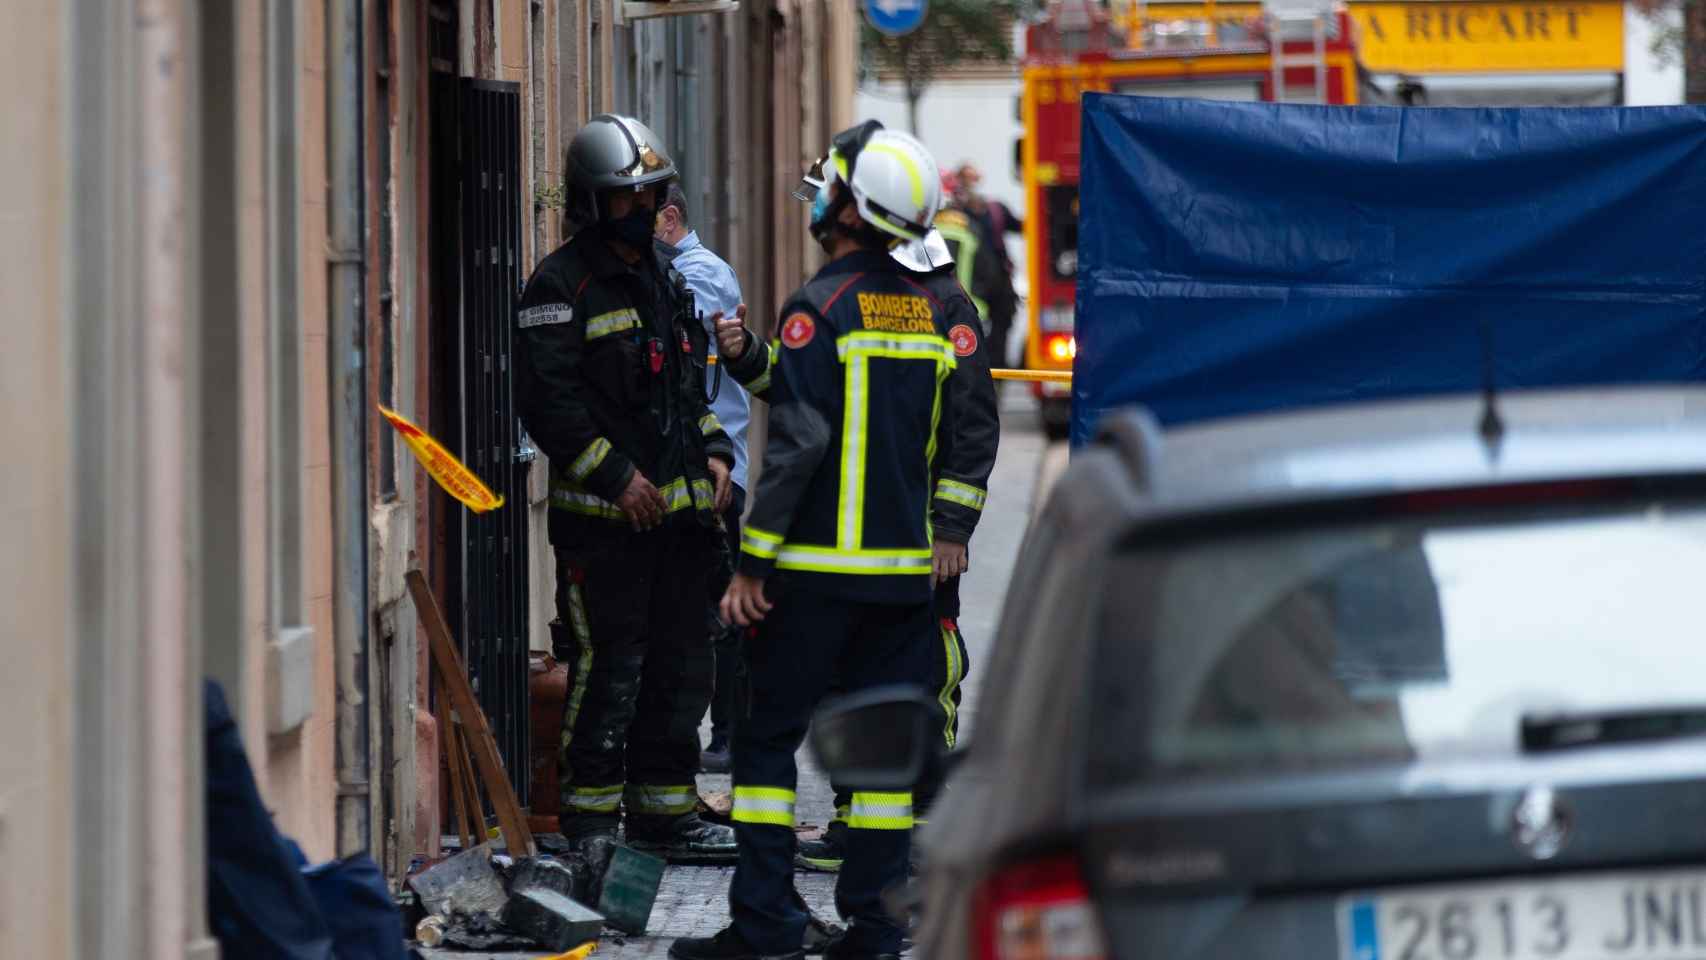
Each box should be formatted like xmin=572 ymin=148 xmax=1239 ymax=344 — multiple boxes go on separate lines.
xmin=809 ymin=687 xmax=941 ymax=790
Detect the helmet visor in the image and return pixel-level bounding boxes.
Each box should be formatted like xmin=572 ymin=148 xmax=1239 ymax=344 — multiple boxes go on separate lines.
xmin=792 ymin=155 xmax=828 ymax=203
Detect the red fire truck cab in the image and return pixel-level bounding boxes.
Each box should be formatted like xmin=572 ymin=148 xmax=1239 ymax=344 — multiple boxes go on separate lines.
xmin=1018 ymin=0 xmax=1359 ymax=437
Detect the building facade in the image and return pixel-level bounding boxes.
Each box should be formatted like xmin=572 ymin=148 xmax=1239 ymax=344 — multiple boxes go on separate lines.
xmin=1 ymin=1 xmax=858 ymax=956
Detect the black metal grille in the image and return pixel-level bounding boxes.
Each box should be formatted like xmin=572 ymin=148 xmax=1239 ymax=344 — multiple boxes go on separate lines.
xmin=429 ymin=73 xmax=532 ymax=805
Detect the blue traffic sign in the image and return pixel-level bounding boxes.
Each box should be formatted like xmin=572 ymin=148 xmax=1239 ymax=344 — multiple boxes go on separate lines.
xmin=863 ymin=0 xmax=929 ymax=37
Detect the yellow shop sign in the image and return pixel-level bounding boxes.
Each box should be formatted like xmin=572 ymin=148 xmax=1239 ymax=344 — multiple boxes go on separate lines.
xmin=1349 ymin=1 xmax=1624 ymax=73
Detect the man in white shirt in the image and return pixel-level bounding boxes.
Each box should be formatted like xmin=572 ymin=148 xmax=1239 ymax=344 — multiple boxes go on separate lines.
xmin=655 ymin=183 xmax=749 ymax=772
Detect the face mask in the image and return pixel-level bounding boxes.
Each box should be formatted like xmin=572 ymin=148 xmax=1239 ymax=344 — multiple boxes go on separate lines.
xmin=808 ymin=189 xmax=831 ymax=230
xmin=607 ymin=206 xmax=658 ymax=249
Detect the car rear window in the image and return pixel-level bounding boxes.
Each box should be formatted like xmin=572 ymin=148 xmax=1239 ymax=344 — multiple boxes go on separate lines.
xmin=1087 ymin=499 xmax=1706 ymax=784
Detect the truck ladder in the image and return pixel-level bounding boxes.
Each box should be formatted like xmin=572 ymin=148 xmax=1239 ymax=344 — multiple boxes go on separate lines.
xmin=1264 ymin=0 xmax=1331 ymax=103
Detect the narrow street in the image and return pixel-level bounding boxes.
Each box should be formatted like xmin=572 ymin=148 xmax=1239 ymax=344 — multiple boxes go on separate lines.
xmin=425 ymin=388 xmax=1052 ymax=959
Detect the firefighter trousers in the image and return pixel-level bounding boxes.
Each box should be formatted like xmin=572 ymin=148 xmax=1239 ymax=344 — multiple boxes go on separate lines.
xmin=830 ymin=615 xmax=969 ymax=825
xmin=554 ymin=524 xmax=716 ymax=836
xmin=709 ymin=487 xmax=747 ymax=743
xmin=730 ymin=579 xmax=932 ymax=955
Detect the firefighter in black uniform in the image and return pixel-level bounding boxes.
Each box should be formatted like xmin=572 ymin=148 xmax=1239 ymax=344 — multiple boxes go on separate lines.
xmin=701 ymin=206 xmax=1001 ymax=878
xmin=668 ymin=123 xmax=951 ymax=960
xmin=796 ymin=226 xmax=1000 ymax=871
xmin=515 ymin=114 xmax=736 ymax=859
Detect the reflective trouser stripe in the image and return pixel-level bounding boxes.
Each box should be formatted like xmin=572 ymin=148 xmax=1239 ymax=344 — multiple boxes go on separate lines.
xmin=559 ymin=580 xmax=595 ymax=777
xmin=732 ymin=786 xmax=796 ymax=827
xmin=627 ymin=784 xmax=699 ymax=816
xmin=848 ymin=791 xmax=914 ymax=830
xmin=934 ymin=478 xmax=987 ymax=512
xmin=740 ymin=524 xmax=783 ymax=560
xmin=566 ymin=785 xmax=624 ymax=813
xmin=569 ymin=437 xmax=612 ymax=481
xmin=938 ymin=621 xmax=963 ymax=750
xmin=774 ymin=546 xmax=931 ymax=575
xmin=699 ymin=413 xmax=722 ymax=436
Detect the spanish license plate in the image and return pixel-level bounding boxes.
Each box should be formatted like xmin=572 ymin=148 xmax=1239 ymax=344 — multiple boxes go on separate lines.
xmin=1339 ymin=870 xmax=1706 ymax=960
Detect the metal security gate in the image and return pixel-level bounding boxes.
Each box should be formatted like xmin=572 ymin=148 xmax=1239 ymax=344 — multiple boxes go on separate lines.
xmin=429 ymin=72 xmax=532 ymax=805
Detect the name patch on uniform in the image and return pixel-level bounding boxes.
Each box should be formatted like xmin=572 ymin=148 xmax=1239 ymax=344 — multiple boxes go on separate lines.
xmin=948 ymin=323 xmax=979 ymax=358
xmin=781 ymin=312 xmax=816 ymax=349
xmin=518 ymin=303 xmax=573 ymax=328
xmin=856 ymin=292 xmax=935 ymax=334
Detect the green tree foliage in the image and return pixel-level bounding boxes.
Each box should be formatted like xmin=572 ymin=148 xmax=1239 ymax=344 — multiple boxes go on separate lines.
xmin=1631 ymin=0 xmax=1706 ymax=102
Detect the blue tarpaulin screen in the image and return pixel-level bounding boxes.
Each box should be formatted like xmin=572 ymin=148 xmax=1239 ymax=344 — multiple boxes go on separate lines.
xmin=1072 ymin=94 xmax=1706 ymax=445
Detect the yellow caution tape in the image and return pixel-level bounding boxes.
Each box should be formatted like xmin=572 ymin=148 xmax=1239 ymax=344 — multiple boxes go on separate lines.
xmin=990 ymin=368 xmax=1073 ymax=384
xmin=541 ymin=942 xmax=597 ymax=960
xmin=378 ymin=405 xmax=506 ymax=514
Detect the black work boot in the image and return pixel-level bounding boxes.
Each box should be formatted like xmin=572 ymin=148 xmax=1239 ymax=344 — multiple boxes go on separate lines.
xmin=627 ymin=811 xmax=739 ymax=863
xmin=822 ymin=924 xmax=906 ymax=960
xmin=558 ymin=814 xmax=619 ymax=851
xmin=823 ymin=948 xmax=900 ymax=960
xmin=670 ymin=925 xmax=804 ymax=960
xmin=701 ymin=735 xmax=732 ymax=773
xmin=794 ymin=821 xmax=847 ymax=873
xmin=802 ymin=912 xmax=845 ymax=955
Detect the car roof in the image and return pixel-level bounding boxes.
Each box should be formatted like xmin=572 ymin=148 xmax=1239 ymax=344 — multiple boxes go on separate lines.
xmin=1101 ymin=386 xmax=1706 ymax=509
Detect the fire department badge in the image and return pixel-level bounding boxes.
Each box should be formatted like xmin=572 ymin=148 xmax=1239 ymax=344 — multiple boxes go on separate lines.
xmin=949 ymin=323 xmax=979 ymax=358
xmin=781 ymin=312 xmax=816 ymax=349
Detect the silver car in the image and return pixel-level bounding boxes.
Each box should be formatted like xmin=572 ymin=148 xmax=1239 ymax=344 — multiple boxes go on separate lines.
xmin=831 ymin=387 xmax=1706 ymax=960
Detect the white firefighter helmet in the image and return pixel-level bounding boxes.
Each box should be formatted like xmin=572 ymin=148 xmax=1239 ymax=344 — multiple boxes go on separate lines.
xmin=841 ymin=128 xmax=941 ymax=243
xmin=807 ymin=122 xmax=942 ymax=246
xmin=891 ymin=228 xmax=955 ymax=273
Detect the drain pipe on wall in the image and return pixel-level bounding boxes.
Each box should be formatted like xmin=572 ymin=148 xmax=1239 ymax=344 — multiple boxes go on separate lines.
xmin=328 ymin=0 xmax=373 ymax=857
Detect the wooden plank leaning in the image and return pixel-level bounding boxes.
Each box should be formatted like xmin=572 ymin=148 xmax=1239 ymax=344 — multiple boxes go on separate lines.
xmin=407 ymin=569 xmax=536 ymax=857
xmin=438 ymin=686 xmax=476 ymax=850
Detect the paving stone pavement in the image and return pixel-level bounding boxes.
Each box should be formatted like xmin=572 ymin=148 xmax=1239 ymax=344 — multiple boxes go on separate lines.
xmin=419 ymin=395 xmax=1045 ymax=960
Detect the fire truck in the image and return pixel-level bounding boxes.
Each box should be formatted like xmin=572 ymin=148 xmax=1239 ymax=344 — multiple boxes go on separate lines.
xmin=1018 ymin=0 xmax=1360 ymax=437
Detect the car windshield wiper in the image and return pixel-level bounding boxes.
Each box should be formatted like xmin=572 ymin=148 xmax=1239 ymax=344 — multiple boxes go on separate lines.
xmin=1521 ymin=707 xmax=1706 ymax=752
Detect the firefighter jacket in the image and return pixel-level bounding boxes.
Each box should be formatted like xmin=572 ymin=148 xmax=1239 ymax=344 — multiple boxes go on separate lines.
xmin=723 ymin=249 xmax=976 ymax=604
xmin=903 ymin=262 xmax=999 ymax=548
xmin=933 ymin=208 xmax=1003 ymax=326
xmin=515 ymin=228 xmax=733 ymax=547
xmin=904 ymin=261 xmax=1001 ymax=620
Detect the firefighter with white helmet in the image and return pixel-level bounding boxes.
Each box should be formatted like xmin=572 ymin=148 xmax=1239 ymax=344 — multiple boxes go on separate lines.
xmin=669 ymin=121 xmax=958 ymax=960
xmin=792 ymin=218 xmax=1000 ymax=875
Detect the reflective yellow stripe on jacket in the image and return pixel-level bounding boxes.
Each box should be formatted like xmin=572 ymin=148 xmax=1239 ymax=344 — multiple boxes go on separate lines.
xmin=775 ymin=546 xmax=931 ymax=576
xmin=551 ymin=475 xmax=703 ymax=520
xmin=585 ymin=308 xmax=640 ymax=340
xmin=747 ymin=342 xmax=780 ymax=395
xmin=741 ymin=525 xmax=783 ymax=560
xmin=934 ymin=478 xmax=987 ymax=512
xmin=733 ymin=332 xmax=955 ymax=577
xmin=568 ymin=437 xmax=612 ymax=481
